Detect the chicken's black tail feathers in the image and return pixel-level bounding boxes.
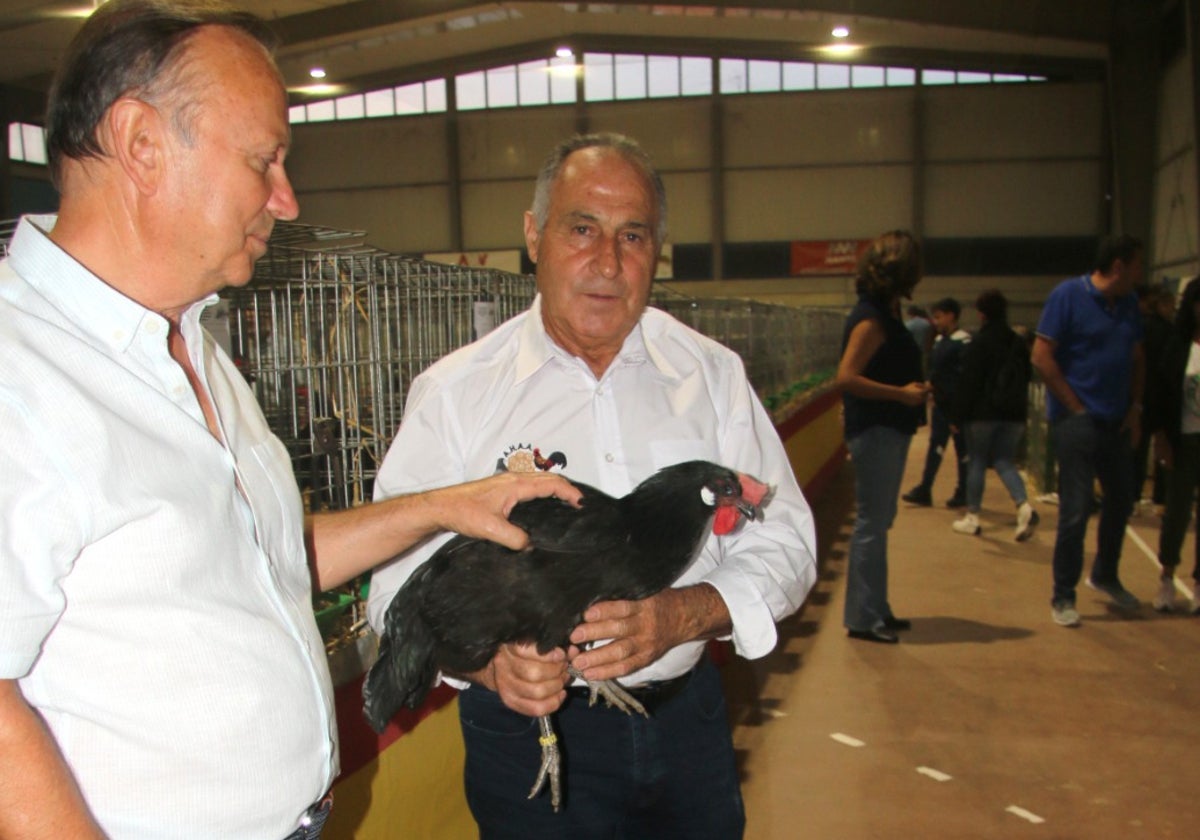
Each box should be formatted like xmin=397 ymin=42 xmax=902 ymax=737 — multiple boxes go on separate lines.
xmin=362 ymin=569 xmax=438 ymax=733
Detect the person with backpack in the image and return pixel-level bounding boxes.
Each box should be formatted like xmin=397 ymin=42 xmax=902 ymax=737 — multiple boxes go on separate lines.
xmin=949 ymin=289 xmax=1039 ymax=540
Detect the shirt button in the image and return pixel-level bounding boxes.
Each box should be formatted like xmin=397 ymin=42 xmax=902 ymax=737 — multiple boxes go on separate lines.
xmin=605 ymin=453 xmax=614 ymax=463
xmin=145 ymin=321 xmax=161 ymax=335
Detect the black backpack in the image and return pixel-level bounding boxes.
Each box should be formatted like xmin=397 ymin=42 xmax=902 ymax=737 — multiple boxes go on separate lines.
xmin=986 ymin=332 xmax=1031 ymax=416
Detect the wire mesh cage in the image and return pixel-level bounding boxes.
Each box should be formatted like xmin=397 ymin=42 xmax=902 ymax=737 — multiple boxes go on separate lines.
xmin=222 ymin=223 xmax=538 ymax=513
xmin=652 ymin=288 xmax=844 ymax=412
xmin=1 ymin=217 xmax=845 ymax=514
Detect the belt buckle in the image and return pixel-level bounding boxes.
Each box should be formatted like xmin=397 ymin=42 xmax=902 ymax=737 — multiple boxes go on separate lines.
xmin=298 ymin=792 xmax=333 ymax=832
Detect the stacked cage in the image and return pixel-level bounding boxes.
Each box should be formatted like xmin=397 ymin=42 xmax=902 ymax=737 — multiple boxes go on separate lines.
xmin=653 ymin=290 xmax=843 ymax=412
xmin=223 ymin=223 xmax=537 ymax=513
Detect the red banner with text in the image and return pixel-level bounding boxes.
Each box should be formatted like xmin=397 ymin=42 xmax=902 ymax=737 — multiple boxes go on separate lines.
xmin=790 ymin=239 xmax=871 ymax=276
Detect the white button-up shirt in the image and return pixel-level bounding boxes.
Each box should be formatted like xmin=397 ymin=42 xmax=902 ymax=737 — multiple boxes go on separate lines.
xmin=367 ymin=295 xmax=817 ymax=685
xmin=0 ymin=217 xmax=336 ymax=839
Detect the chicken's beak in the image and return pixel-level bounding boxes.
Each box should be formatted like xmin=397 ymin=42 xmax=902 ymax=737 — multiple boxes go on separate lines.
xmin=736 ymin=473 xmax=772 ymax=521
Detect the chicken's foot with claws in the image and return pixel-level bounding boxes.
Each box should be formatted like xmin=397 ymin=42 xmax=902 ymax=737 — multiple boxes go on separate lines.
xmin=567 ymin=664 xmax=647 ymax=717
xmin=526 ymin=667 xmax=649 ymax=811
xmin=528 ymin=715 xmax=563 ymax=811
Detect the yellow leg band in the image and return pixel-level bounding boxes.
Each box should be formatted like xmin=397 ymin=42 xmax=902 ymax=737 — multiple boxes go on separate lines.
xmin=538 ymin=734 xmax=558 ymax=747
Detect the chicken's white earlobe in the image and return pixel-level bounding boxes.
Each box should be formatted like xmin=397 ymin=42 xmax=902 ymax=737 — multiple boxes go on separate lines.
xmin=700 ymin=486 xmax=716 ymax=507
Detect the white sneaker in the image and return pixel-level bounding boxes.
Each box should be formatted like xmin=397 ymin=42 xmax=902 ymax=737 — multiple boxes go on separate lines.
xmin=952 ymin=512 xmax=981 ymax=535
xmin=1015 ymin=502 xmax=1039 ymax=541
xmin=1153 ymin=577 xmax=1176 ymax=613
xmin=1190 ymin=593 xmax=1200 ymax=615
xmin=1052 ymin=600 xmax=1081 ymax=627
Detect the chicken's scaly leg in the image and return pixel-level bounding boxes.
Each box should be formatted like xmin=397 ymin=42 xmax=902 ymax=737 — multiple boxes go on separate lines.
xmin=527 ymin=668 xmax=650 ymax=813
xmin=527 ymin=714 xmax=563 ymax=812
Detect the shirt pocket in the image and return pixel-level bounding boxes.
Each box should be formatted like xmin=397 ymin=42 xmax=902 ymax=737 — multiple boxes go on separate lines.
xmin=244 ymin=435 xmax=310 ymax=597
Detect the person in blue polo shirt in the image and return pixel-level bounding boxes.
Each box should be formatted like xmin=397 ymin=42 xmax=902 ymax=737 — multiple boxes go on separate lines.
xmin=1032 ymin=235 xmax=1146 ymax=627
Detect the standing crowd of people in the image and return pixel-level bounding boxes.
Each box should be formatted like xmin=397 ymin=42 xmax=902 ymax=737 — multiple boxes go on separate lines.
xmin=840 ymin=230 xmax=1200 ymax=648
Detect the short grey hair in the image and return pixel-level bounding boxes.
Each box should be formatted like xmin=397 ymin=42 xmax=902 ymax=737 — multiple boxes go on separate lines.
xmin=530 ymin=132 xmax=668 ymax=245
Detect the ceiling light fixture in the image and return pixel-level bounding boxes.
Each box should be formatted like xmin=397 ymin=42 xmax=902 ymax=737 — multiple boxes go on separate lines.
xmin=555 ymin=46 xmax=573 ymax=58
xmin=309 ymin=67 xmax=327 ymax=79
xmin=832 ymin=26 xmax=850 ymax=38
xmin=820 ymin=43 xmax=860 ymax=57
xmin=290 ymin=83 xmax=345 ymax=97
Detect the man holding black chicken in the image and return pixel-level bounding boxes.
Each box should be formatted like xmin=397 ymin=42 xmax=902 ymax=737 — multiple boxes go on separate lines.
xmin=367 ymin=132 xmax=817 ymax=838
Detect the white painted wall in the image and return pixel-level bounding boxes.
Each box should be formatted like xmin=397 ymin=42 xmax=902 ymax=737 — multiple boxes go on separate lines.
xmin=284 ymin=79 xmax=1108 ymax=320
xmin=1152 ymin=47 xmax=1199 ymax=283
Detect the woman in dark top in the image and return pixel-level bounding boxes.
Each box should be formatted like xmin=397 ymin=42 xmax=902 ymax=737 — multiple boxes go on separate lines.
xmin=835 ymin=230 xmax=930 ymax=644
xmin=948 ymin=289 xmax=1039 ymax=541
xmin=1151 ymin=275 xmax=1200 ymax=614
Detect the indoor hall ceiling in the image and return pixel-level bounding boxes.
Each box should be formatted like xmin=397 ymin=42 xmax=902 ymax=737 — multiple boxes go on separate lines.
xmin=0 ymin=1 xmax=1124 ymax=103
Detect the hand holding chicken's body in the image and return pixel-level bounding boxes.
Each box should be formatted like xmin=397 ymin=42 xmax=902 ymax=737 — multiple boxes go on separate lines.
xmin=363 ymin=460 xmax=769 ymax=811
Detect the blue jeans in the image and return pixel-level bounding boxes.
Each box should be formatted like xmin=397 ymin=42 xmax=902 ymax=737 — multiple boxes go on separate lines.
xmin=844 ymin=425 xmax=912 ymax=632
xmin=458 ymin=655 xmax=745 ymax=839
xmin=1051 ymin=412 xmax=1135 ymax=604
xmin=963 ymin=420 xmax=1029 ymax=513
xmin=918 ymin=404 xmax=966 ymax=493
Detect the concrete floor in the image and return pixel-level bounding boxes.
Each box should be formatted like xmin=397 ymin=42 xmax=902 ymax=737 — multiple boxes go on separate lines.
xmin=727 ymin=432 xmax=1200 ymax=839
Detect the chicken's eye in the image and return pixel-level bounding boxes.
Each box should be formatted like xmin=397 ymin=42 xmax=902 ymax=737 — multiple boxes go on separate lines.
xmin=700 ymin=486 xmax=716 ymax=507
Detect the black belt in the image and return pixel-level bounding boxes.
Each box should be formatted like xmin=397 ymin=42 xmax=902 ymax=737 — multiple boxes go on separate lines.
xmin=282 ymin=792 xmax=333 ymax=840
xmin=566 ymin=666 xmax=696 ymax=715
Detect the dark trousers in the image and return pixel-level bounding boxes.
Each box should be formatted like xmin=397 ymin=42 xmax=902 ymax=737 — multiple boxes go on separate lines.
xmin=1158 ymin=433 xmax=1200 ymax=581
xmin=1051 ymin=413 xmax=1135 ymax=604
xmin=1133 ymin=424 xmax=1167 ymax=505
xmin=917 ymin=404 xmax=966 ymax=493
xmin=458 ymin=655 xmax=745 ymax=839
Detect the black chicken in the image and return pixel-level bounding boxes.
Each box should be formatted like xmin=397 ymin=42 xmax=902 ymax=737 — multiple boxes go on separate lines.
xmin=363 ymin=459 xmax=770 ymax=811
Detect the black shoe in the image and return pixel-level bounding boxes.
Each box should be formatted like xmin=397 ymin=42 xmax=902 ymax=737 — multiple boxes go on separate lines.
xmin=902 ymin=485 xmax=932 ymax=506
xmin=945 ymin=490 xmax=967 ymax=508
xmin=847 ymin=627 xmax=899 ymax=644
xmin=883 ymin=616 xmax=912 ymax=631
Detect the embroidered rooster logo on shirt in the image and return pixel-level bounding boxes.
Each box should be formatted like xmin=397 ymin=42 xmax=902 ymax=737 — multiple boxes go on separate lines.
xmin=497 ymin=444 xmax=568 ymax=474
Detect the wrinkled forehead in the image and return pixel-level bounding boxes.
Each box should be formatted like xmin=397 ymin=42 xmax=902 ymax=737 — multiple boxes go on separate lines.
xmin=179 ymin=26 xmax=290 ymax=133
xmin=555 ymin=148 xmax=659 ymax=226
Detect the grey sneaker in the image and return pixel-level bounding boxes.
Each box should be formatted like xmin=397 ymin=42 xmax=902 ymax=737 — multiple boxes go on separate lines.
xmin=1086 ymin=577 xmax=1141 ymax=611
xmin=1153 ymin=577 xmax=1176 ymax=613
xmin=1015 ymin=502 xmax=1039 ymax=541
xmin=1052 ymin=600 xmax=1081 ymax=627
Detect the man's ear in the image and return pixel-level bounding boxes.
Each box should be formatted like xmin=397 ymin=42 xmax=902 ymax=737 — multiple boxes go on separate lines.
xmin=98 ymin=97 xmax=167 ymax=196
xmin=523 ymin=210 xmax=540 ymax=264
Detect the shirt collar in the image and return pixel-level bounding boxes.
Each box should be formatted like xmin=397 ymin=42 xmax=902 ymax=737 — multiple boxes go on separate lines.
xmin=513 ymin=294 xmax=682 ymax=384
xmin=7 ymin=214 xmax=215 ymax=353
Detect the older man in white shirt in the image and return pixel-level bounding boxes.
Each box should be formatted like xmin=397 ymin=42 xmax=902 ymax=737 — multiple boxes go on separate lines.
xmin=367 ymin=132 xmax=817 ymax=839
